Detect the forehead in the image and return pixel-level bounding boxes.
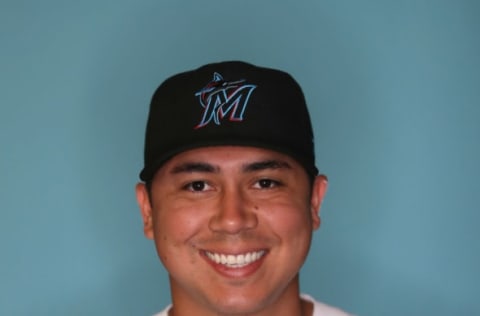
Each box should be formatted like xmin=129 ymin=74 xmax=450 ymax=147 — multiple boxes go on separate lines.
xmin=157 ymin=146 xmax=303 ymax=173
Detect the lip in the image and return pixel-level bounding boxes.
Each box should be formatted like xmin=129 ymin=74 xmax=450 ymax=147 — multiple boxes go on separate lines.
xmin=200 ymin=249 xmax=268 ymax=278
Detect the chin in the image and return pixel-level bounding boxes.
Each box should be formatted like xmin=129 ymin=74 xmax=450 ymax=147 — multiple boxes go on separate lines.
xmin=206 ymin=293 xmax=271 ymax=315
xmin=211 ymin=304 xmax=261 ymax=316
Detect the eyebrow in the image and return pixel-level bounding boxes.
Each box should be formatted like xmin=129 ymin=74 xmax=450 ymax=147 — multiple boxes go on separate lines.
xmin=170 ymin=162 xmax=219 ymax=174
xmin=242 ymin=160 xmax=292 ymax=172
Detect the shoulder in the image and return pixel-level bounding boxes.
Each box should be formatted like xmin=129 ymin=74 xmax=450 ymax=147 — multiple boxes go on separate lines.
xmin=152 ymin=304 xmax=171 ymax=316
xmin=301 ymin=294 xmax=354 ymax=316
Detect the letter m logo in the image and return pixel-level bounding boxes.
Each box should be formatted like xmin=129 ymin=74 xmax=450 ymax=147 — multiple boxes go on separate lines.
xmin=194 ymin=72 xmax=257 ymax=129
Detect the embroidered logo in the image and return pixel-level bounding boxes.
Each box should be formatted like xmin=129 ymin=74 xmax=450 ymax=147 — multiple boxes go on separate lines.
xmin=194 ymin=72 xmax=257 ymax=129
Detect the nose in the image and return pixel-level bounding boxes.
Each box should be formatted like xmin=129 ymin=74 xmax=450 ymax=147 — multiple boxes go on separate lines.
xmin=208 ymin=186 xmax=258 ymax=234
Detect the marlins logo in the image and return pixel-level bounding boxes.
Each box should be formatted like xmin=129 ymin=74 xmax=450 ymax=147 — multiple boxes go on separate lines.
xmin=194 ymin=72 xmax=257 ymax=129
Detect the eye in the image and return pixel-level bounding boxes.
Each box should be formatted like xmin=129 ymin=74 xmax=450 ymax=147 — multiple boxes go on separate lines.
xmin=253 ymin=179 xmax=281 ymax=189
xmin=184 ymin=181 xmax=211 ymax=192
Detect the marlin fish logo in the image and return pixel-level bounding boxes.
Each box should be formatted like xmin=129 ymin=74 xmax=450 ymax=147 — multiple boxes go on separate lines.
xmin=194 ymin=72 xmax=257 ymax=129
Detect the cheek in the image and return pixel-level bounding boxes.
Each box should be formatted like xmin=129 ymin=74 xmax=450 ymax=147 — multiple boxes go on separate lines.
xmin=154 ymin=210 xmax=200 ymax=242
xmin=260 ymin=197 xmax=312 ymax=235
xmin=259 ymin=198 xmax=313 ymax=269
xmin=151 ymin=201 xmax=208 ymax=253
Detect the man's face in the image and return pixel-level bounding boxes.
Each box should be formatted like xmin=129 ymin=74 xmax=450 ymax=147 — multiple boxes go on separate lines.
xmin=136 ymin=146 xmax=327 ymax=315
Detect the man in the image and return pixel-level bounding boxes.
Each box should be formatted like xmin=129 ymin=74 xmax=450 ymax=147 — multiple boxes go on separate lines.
xmin=136 ymin=61 xmax=352 ymax=316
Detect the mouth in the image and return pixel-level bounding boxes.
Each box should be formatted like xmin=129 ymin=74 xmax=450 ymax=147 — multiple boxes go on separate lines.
xmin=204 ymin=250 xmax=266 ymax=268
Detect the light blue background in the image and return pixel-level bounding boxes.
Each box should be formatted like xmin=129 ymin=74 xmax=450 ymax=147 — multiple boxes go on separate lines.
xmin=1 ymin=1 xmax=479 ymax=315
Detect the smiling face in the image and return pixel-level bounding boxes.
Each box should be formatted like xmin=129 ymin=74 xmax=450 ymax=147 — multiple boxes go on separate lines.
xmin=136 ymin=146 xmax=327 ymax=316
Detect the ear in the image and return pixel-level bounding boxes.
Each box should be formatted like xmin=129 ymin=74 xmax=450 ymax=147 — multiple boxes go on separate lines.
xmin=135 ymin=182 xmax=154 ymax=239
xmin=309 ymin=175 xmax=328 ymax=231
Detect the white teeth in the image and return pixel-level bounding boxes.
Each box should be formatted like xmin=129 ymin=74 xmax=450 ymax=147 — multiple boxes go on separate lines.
xmin=206 ymin=250 xmax=265 ymax=268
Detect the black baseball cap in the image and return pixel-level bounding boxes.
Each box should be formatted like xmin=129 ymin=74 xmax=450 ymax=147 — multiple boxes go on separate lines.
xmin=139 ymin=61 xmax=318 ymax=181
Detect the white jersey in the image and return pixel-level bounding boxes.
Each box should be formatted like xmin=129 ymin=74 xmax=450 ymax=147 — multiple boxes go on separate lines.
xmin=153 ymin=293 xmax=353 ymax=316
